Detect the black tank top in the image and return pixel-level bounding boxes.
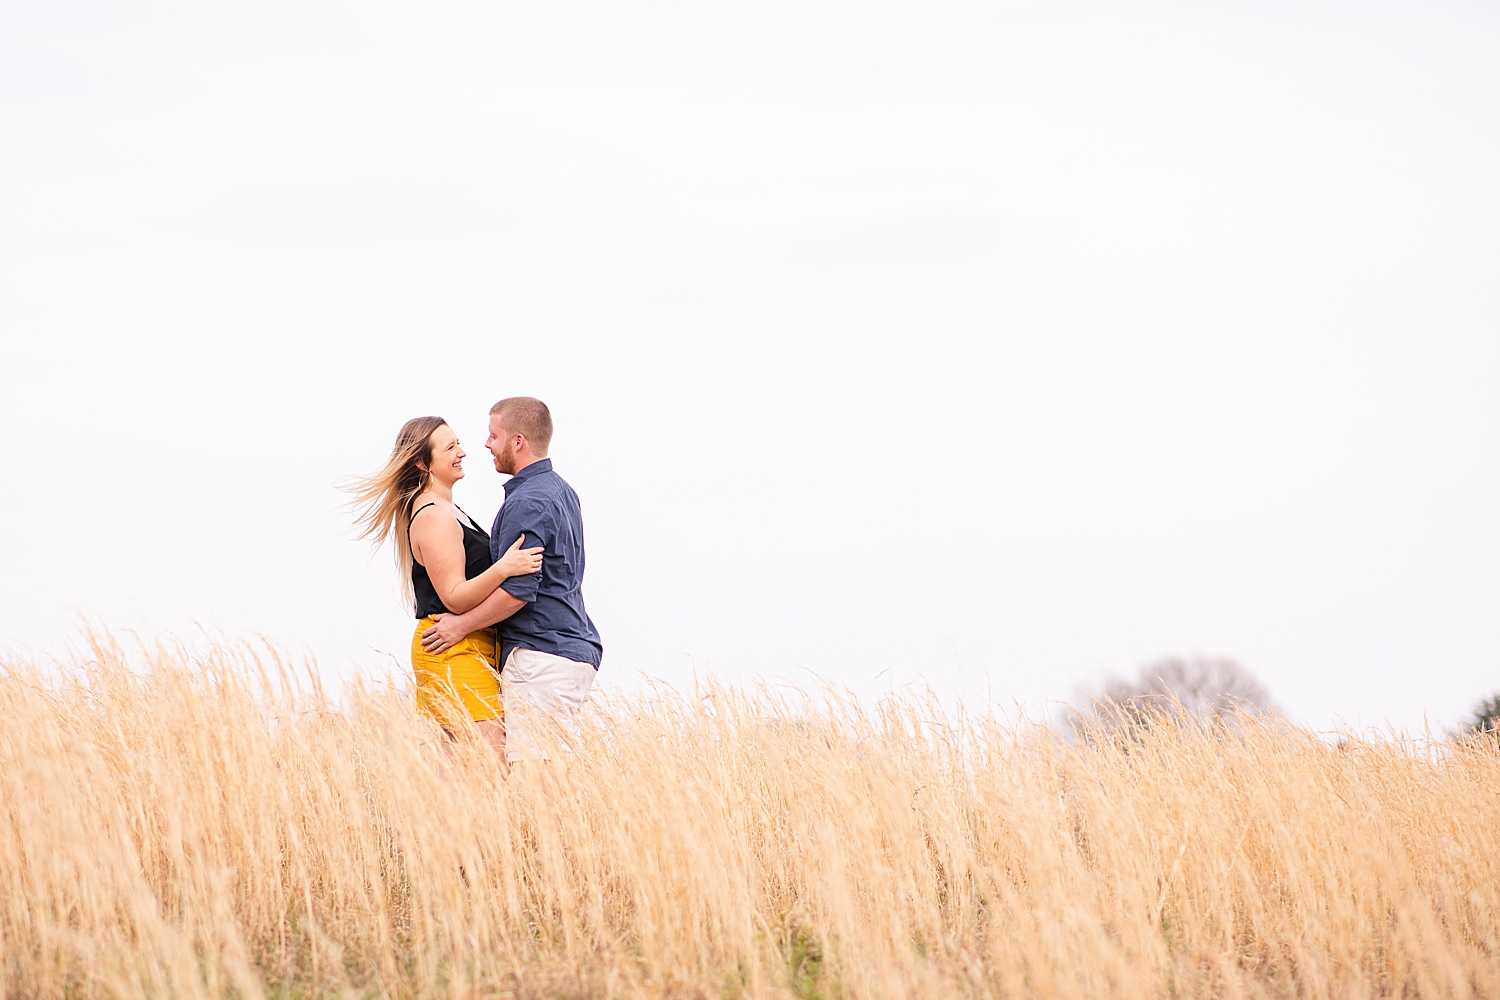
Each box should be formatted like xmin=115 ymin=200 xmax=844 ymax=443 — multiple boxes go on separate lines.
xmin=409 ymin=502 xmax=493 ymax=618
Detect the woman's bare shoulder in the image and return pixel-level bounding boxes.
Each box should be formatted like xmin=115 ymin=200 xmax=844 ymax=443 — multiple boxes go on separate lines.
xmin=409 ymin=498 xmax=460 ymax=536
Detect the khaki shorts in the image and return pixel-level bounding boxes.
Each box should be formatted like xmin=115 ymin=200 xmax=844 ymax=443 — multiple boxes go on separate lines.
xmin=501 ymin=647 xmax=596 ymax=762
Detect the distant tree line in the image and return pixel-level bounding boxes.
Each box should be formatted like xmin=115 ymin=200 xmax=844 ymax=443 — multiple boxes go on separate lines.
xmin=1461 ymin=693 xmax=1499 ymax=735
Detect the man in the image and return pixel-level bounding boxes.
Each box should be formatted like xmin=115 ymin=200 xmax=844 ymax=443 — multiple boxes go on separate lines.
xmin=420 ymin=396 xmax=603 ymax=761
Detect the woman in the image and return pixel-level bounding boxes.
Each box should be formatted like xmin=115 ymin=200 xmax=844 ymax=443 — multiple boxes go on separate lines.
xmin=344 ymin=415 xmax=542 ymax=758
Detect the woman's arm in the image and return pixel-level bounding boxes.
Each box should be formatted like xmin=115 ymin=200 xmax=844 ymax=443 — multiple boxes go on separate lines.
xmin=409 ymin=508 xmax=543 ymax=615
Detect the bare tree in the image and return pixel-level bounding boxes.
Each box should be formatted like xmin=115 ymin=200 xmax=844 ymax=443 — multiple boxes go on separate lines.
xmin=1067 ymin=656 xmax=1275 ymax=738
xmin=1103 ymin=656 xmax=1273 ymax=716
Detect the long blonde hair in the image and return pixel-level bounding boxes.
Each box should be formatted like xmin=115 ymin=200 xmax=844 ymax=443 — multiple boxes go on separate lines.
xmin=341 ymin=416 xmax=449 ymax=609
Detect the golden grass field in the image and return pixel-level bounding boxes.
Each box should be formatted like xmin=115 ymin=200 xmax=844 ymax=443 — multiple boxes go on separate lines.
xmin=2 ymin=633 xmax=1497 ymax=1000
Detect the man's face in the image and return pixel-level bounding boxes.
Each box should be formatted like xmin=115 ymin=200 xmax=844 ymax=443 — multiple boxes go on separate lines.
xmin=486 ymin=414 xmax=519 ymax=475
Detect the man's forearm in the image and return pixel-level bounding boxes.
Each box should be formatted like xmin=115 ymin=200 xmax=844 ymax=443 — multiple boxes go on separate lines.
xmin=452 ymin=587 xmax=527 ymax=631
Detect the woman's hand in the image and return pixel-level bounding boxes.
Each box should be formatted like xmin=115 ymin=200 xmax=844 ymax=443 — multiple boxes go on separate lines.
xmin=495 ymin=534 xmax=544 ymax=578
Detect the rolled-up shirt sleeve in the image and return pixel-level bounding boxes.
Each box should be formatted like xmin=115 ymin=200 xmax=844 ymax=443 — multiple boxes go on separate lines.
xmin=496 ymin=498 xmax=549 ymax=603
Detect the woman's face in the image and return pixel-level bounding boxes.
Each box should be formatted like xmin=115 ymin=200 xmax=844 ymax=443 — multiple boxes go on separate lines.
xmin=425 ymin=424 xmax=466 ymax=486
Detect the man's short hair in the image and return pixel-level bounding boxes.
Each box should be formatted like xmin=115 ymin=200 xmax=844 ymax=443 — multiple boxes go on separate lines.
xmin=490 ymin=396 xmax=553 ymax=454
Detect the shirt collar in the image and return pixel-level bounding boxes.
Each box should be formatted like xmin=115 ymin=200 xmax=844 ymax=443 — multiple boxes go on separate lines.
xmin=503 ymin=457 xmax=552 ymax=496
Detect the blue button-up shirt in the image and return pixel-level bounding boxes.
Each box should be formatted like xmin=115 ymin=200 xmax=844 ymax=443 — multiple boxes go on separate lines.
xmin=490 ymin=458 xmax=603 ymax=669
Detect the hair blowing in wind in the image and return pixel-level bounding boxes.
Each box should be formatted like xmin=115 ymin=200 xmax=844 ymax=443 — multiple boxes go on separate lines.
xmin=338 ymin=415 xmax=448 ymax=609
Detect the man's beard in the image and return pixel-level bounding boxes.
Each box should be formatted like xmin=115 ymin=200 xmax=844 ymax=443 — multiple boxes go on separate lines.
xmin=493 ymin=444 xmax=517 ymax=475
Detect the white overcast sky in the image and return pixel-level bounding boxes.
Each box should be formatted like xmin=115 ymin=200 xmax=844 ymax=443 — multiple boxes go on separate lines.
xmin=2 ymin=0 xmax=1497 ymax=732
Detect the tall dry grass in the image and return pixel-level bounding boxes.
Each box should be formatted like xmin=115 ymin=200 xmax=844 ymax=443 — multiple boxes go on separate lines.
xmin=1 ymin=632 xmax=1497 ymax=1000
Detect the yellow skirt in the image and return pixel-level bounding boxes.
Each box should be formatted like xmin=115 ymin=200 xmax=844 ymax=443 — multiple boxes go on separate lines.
xmin=410 ymin=617 xmax=502 ymax=727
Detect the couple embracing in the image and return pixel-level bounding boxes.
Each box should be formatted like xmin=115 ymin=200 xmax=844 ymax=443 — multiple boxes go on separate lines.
xmin=347 ymin=396 xmax=601 ymax=765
